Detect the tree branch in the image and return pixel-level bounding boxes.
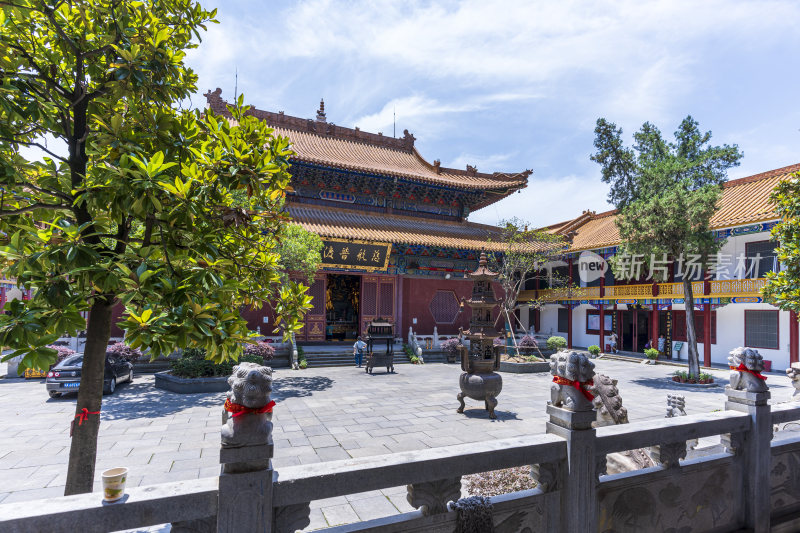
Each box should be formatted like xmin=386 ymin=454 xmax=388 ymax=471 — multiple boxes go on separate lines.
xmin=0 ymin=202 xmax=68 ymax=217
xmin=0 ymin=136 xmax=69 ymax=163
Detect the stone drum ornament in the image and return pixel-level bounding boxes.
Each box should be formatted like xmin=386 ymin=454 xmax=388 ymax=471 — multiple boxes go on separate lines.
xmin=728 ymin=347 xmax=768 ymax=393
xmin=456 ymin=252 xmax=503 ymax=419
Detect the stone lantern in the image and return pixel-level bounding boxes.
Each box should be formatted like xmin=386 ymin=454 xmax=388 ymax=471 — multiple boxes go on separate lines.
xmin=457 ymin=251 xmax=503 ymax=419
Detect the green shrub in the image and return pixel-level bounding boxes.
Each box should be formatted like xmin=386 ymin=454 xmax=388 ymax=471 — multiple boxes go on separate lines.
xmin=296 ymin=345 xmax=305 ymax=360
xmin=587 ymin=345 xmax=601 ymax=356
xmin=403 ymin=344 xmax=415 ymax=358
xmin=410 ymin=355 xmax=420 ymax=364
xmin=299 ymin=359 xmax=308 ymax=369
xmin=170 ymin=348 xmax=264 ymax=379
xmin=644 ymin=348 xmax=659 ymax=360
xmin=546 ymin=336 xmax=567 ymax=351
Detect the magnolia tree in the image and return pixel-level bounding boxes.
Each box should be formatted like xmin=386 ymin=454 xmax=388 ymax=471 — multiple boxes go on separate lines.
xmin=0 ymin=0 xmax=311 ymax=495
xmin=592 ymin=116 xmax=742 ymax=377
xmin=488 ymin=218 xmax=565 ymax=359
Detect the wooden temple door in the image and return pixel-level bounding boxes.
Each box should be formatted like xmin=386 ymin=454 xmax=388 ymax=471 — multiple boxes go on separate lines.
xmin=360 ymin=276 xmax=395 ymax=336
xmin=302 ymin=275 xmax=326 ymax=341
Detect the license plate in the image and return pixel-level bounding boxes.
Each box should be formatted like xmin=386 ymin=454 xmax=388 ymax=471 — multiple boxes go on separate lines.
xmin=62 ymin=382 xmax=80 ymax=388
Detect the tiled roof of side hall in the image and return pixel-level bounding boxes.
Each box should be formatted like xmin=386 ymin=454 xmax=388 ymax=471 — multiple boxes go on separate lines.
xmin=204 ymin=88 xmax=530 ymax=193
xmin=287 ymin=204 xmax=507 ymax=251
xmin=545 ymin=163 xmax=799 ymax=252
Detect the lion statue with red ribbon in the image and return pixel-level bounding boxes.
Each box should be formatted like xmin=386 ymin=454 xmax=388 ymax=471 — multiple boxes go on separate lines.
xmin=549 ymin=351 xmax=595 ymax=411
xmin=221 ymin=362 xmax=275 ymax=454
xmin=728 ymin=347 xmax=768 ymax=393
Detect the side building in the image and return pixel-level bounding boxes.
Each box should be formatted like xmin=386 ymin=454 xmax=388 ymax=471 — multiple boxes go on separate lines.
xmin=517 ymin=163 xmax=800 ymax=371
xmin=205 ymin=89 xmax=529 ymax=342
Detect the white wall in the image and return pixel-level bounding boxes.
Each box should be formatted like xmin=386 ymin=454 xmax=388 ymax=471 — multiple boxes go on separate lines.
xmin=539 ymin=305 xmax=564 ymax=340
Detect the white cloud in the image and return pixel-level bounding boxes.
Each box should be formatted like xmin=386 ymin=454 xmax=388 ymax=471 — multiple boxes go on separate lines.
xmin=469 ymin=173 xmax=613 ymax=228
xmin=351 ymin=95 xmax=481 ymax=135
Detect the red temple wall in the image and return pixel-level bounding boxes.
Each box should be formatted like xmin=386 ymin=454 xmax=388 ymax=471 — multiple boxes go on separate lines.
xmin=399 ymin=277 xmax=503 ymax=336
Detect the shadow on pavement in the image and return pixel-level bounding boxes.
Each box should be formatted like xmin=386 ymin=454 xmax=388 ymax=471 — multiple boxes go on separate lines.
xmin=272 ymin=375 xmax=334 ymax=400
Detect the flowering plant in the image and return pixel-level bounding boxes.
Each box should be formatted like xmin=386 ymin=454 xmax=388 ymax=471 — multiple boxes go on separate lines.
xmin=46 ymin=344 xmax=76 ymax=364
xmin=243 ymin=341 xmax=275 ymax=360
xmin=107 ymin=341 xmax=144 ymax=363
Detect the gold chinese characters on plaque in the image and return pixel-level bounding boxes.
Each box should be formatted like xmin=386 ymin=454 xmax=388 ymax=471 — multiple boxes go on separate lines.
xmin=320 ymin=238 xmax=392 ymax=272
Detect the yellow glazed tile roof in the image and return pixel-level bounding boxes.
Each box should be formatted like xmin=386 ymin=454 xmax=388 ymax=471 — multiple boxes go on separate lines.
xmin=287 ymin=204 xmax=508 ymax=251
xmin=205 ymin=88 xmax=530 ymax=193
xmin=549 ymin=163 xmax=799 ymax=252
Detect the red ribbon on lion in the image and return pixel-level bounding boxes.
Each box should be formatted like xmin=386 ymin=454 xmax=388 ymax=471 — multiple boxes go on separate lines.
xmin=224 ymin=398 xmax=275 ymax=418
xmin=552 ymin=376 xmax=595 ymax=402
xmin=730 ymin=363 xmax=767 ymax=381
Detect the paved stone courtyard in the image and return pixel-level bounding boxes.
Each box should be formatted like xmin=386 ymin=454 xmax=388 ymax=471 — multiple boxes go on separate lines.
xmin=0 ymin=359 xmax=795 ymax=530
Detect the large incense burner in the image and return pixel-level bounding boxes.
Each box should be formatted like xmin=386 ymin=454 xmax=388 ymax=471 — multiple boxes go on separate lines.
xmin=457 ymin=252 xmax=503 ymax=419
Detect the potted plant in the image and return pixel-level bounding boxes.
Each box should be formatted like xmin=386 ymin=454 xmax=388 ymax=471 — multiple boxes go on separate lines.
xmin=440 ymin=337 xmax=462 ymax=364
xmin=644 ymin=348 xmax=659 ymax=363
xmin=688 ymin=374 xmax=697 ymax=384
xmin=410 ymin=355 xmax=420 ymax=364
xmin=546 ymin=336 xmax=567 ymax=352
xmin=587 ymin=345 xmax=601 ymax=358
xmin=672 ymin=370 xmax=681 ymax=382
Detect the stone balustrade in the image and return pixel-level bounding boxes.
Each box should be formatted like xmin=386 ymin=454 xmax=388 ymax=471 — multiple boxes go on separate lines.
xmin=2 ymin=366 xmax=800 ymax=532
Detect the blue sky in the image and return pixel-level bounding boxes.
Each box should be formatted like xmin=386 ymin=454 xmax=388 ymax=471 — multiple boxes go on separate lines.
xmin=185 ymin=0 xmax=800 ymax=227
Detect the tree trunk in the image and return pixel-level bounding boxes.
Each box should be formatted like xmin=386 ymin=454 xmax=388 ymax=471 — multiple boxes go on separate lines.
xmin=64 ymin=296 xmax=114 ymax=495
xmin=504 ymin=308 xmax=520 ymax=358
xmin=683 ymin=278 xmax=701 ymax=378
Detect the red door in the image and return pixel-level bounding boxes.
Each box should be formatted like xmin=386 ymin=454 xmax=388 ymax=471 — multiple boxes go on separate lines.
xmin=360 ymin=276 xmax=395 ymax=336
xmin=302 ymin=275 xmax=326 ymax=341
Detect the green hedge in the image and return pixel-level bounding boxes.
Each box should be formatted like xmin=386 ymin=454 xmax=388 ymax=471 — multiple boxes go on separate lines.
xmin=171 ymin=348 xmax=265 ymax=379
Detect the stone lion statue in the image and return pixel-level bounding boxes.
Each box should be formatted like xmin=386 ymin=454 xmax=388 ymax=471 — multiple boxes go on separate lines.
xmin=787 ymin=363 xmax=800 ymax=399
xmin=550 ymin=351 xmax=595 ymax=411
xmin=591 ymin=374 xmax=628 ymax=426
xmin=728 ymin=347 xmax=768 ymax=393
xmin=221 ymin=362 xmax=274 ymax=452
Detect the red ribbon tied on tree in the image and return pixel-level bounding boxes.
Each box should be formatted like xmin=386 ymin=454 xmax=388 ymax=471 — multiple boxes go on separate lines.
xmin=75 ymin=407 xmax=100 ymax=426
xmin=730 ymin=363 xmax=767 ymax=381
xmin=224 ymin=398 xmax=275 ymax=418
xmin=552 ymin=376 xmax=595 ymax=402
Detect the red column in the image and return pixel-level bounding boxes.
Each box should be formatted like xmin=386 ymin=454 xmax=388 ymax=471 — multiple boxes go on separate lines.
xmin=790 ymin=311 xmax=799 ymax=364
xmin=567 ymin=305 xmax=573 ymax=349
xmin=599 ymin=304 xmax=605 ymax=352
xmin=651 ymin=306 xmax=659 ymax=353
xmin=703 ymin=304 xmax=712 ymax=368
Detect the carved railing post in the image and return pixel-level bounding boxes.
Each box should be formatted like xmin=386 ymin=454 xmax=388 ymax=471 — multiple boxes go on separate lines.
xmin=407 ymin=477 xmax=462 ymax=516
xmin=546 ymin=351 xmax=598 ymax=533
xmin=725 ymin=347 xmax=771 ymax=533
xmin=216 ymin=362 xmax=276 ymax=533
xmin=649 ymin=441 xmax=686 ymax=468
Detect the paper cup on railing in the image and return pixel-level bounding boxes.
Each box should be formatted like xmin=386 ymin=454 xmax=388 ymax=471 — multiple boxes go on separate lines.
xmin=101 ymin=467 xmax=128 ymax=502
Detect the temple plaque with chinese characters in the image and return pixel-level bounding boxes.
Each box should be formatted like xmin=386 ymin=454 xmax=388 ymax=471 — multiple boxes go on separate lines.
xmin=320 ymin=238 xmax=392 ymax=272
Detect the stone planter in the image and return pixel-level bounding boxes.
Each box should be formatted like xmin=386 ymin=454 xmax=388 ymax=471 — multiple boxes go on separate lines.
xmin=498 ymin=361 xmax=551 ymax=374
xmin=667 ymin=377 xmax=719 ymax=388
xmin=154 ymin=371 xmax=230 ymax=394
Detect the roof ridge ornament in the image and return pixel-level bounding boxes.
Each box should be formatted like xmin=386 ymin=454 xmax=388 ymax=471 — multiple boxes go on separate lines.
xmin=316 ymin=99 xmax=326 ymax=123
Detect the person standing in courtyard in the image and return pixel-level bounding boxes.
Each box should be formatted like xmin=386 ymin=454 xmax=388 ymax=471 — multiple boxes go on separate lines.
xmin=353 ymin=336 xmax=367 ymax=367
xmin=658 ymin=334 xmax=666 ymax=357
xmin=610 ymin=332 xmax=618 ymax=354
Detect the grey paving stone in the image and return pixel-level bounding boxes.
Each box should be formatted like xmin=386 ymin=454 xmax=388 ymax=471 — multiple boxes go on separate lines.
xmin=315 ymin=446 xmax=350 ymax=461
xmin=321 ymin=503 xmax=360 ymax=526
xmin=351 ymin=495 xmax=401 ymax=521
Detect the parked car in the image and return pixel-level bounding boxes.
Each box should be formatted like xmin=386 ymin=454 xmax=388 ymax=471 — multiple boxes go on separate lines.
xmin=45 ymin=353 xmax=134 ymax=398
